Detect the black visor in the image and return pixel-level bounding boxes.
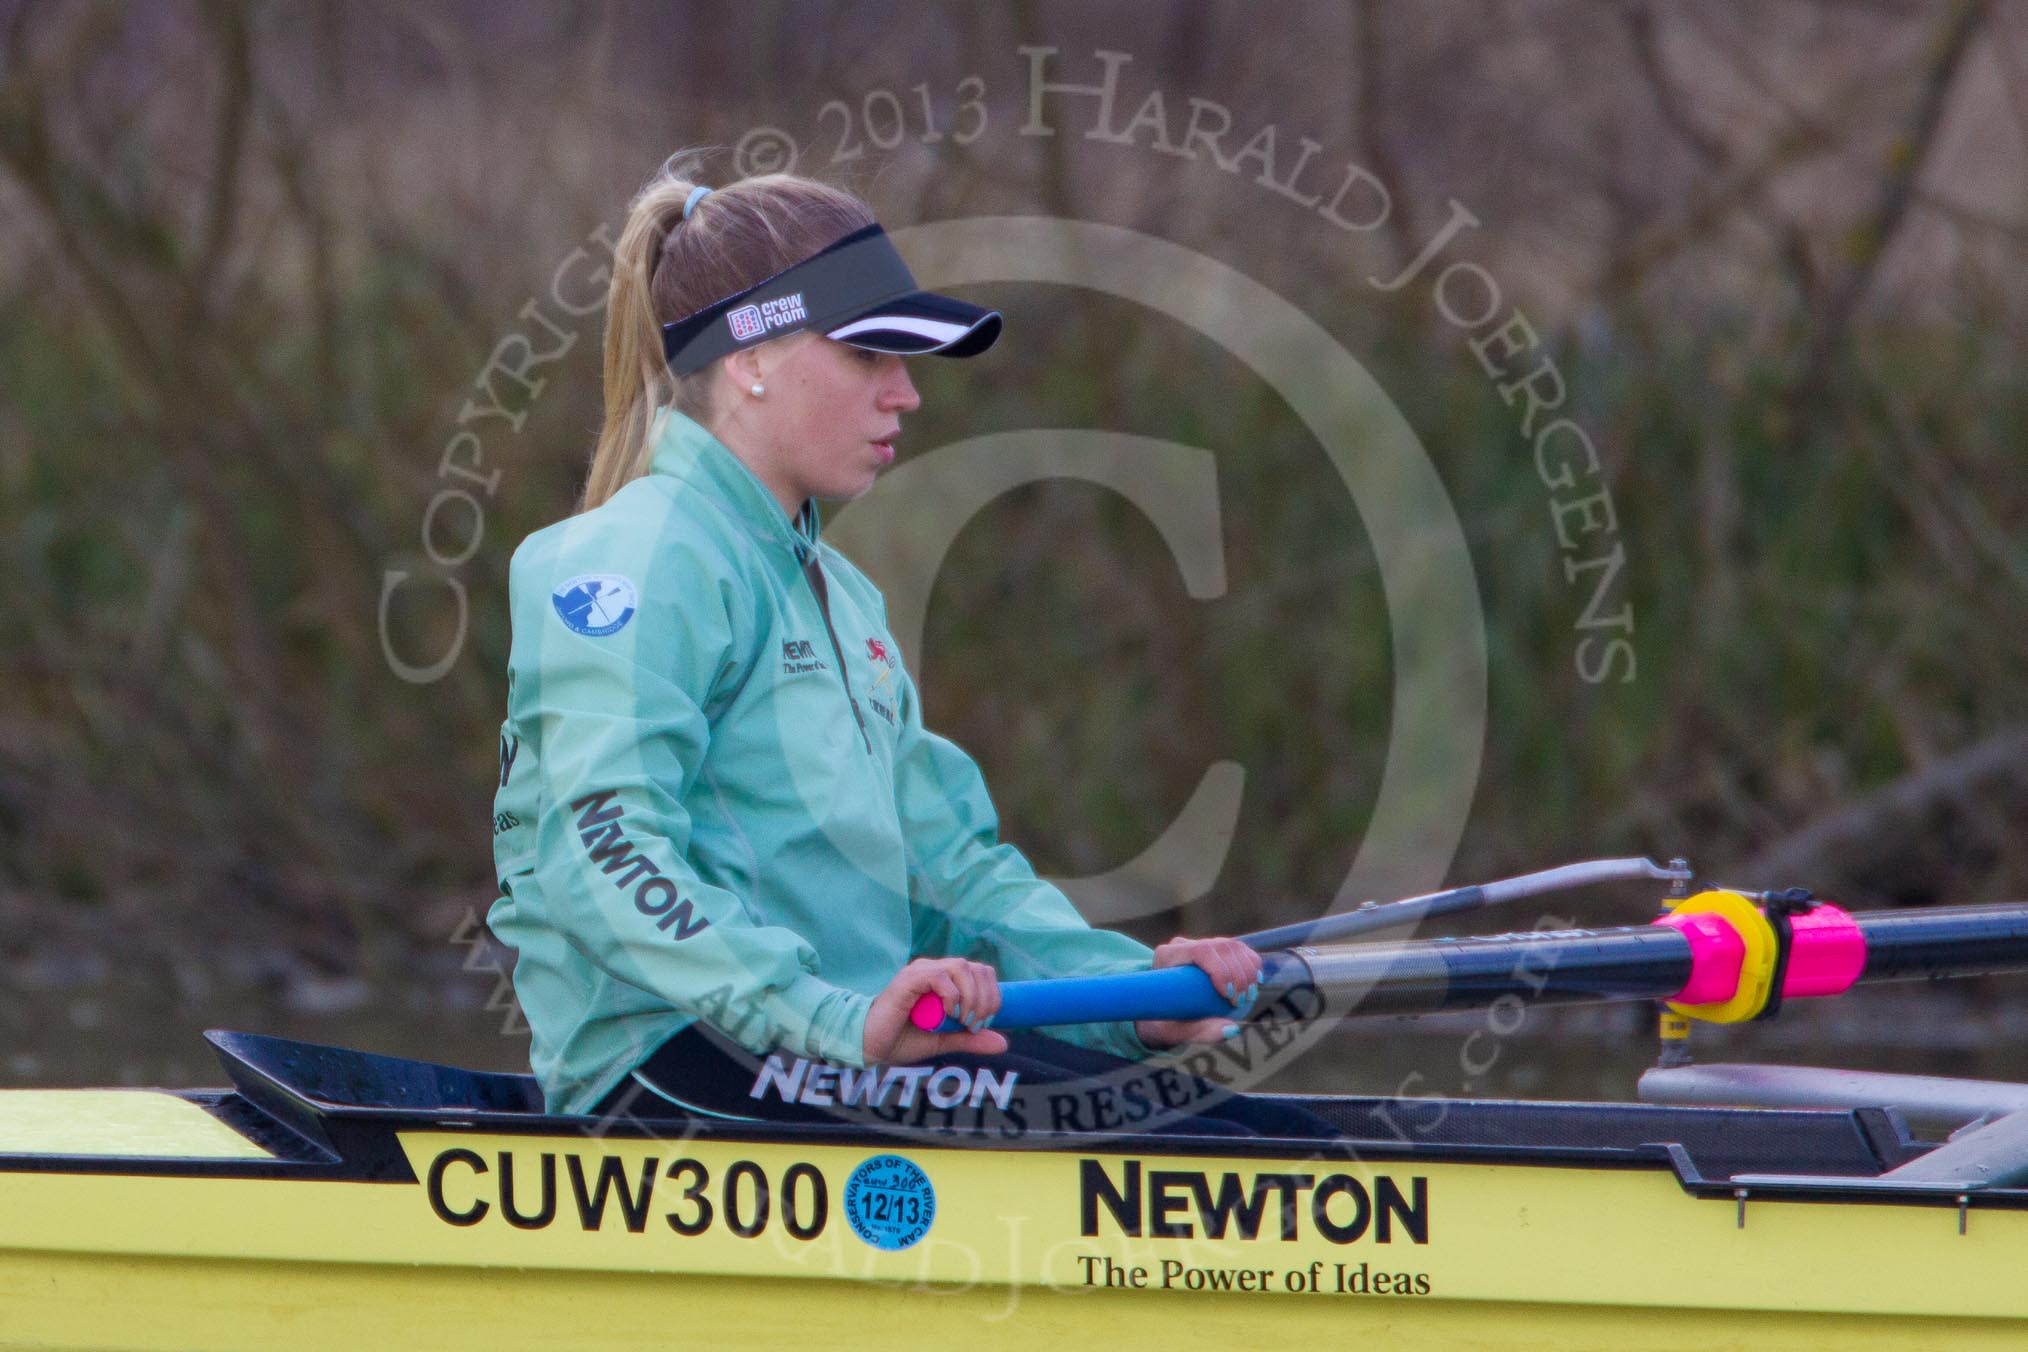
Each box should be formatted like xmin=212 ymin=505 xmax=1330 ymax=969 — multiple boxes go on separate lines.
xmin=661 ymin=223 xmax=1001 ymax=375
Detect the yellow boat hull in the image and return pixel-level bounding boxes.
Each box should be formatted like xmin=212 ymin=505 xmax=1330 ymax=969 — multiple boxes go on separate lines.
xmin=3 ymin=1032 xmax=2025 ymax=1349
xmin=1 ymin=1118 xmax=2024 ymax=1349
xmin=4 ymin=1256 xmax=2025 ymax=1352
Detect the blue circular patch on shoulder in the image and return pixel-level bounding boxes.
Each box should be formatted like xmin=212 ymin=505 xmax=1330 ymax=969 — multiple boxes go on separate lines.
xmin=551 ymin=573 xmax=637 ymax=637
xmin=843 ymin=1154 xmax=935 ymax=1251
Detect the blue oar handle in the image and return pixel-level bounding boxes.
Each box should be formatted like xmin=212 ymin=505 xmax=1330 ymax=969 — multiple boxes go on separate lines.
xmin=905 ymin=859 xmax=1694 ymax=1030
xmin=909 ymin=955 xmax=1300 ymax=1032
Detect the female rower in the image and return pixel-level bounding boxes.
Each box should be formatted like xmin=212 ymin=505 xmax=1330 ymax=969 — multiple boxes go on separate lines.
xmin=490 ymin=157 xmax=1316 ymax=1138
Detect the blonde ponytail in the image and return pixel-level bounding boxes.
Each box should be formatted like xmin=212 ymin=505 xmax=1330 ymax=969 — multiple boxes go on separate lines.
xmin=579 ymin=153 xmax=876 ymax=512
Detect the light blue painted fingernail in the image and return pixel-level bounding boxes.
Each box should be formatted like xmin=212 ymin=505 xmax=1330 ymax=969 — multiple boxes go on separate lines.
xmin=1224 ymin=981 xmax=1236 ymax=999
xmin=1221 ymin=1023 xmax=1240 ymax=1039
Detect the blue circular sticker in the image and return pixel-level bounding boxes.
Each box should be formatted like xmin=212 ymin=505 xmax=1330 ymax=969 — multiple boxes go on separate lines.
xmin=551 ymin=573 xmax=637 ymax=637
xmin=843 ymin=1154 xmax=935 ymax=1251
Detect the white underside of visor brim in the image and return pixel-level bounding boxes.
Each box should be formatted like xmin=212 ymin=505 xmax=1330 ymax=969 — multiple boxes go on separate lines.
xmin=825 ymin=314 xmax=976 ymax=345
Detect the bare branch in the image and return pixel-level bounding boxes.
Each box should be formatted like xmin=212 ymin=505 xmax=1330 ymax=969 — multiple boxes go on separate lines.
xmin=1593 ymin=86 xmax=1846 ymax=298
xmin=184 ymin=0 xmax=254 ymax=323
xmin=1742 ymin=727 xmax=2028 ymax=892
xmin=1619 ymin=1 xmax=1821 ymax=301
xmin=1622 ymin=1 xmax=1727 ymax=166
xmin=1794 ymin=0 xmax=1989 ymax=406
xmin=1681 ymin=1 xmax=2028 ymax=252
xmin=1858 ymin=368 xmax=2028 ymax=604
xmin=1354 ymin=0 xmax=1420 ymax=270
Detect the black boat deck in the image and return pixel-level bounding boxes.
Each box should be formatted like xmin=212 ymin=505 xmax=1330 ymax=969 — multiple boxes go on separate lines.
xmin=195 ymin=1029 xmax=1935 ymax=1195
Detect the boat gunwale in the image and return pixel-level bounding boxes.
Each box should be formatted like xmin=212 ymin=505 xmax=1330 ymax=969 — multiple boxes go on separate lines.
xmin=2 ymin=1083 xmax=2018 ymax=1217
xmin=0 ymin=1030 xmax=2012 ymax=1212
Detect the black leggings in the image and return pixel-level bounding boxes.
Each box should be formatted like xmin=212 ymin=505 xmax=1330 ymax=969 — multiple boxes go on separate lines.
xmin=593 ymin=1022 xmax=1334 ymax=1142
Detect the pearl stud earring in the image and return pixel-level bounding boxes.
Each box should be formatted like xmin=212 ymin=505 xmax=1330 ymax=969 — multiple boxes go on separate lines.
xmin=750 ymin=382 xmax=765 ymax=398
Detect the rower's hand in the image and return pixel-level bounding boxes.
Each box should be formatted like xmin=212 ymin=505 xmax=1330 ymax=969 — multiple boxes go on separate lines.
xmin=1135 ymin=936 xmax=1262 ymax=1049
xmin=863 ymin=957 xmax=1009 ymax=1064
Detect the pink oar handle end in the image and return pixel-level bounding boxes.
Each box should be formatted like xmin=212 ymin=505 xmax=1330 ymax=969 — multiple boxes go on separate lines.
xmin=908 ymin=992 xmax=947 ymax=1031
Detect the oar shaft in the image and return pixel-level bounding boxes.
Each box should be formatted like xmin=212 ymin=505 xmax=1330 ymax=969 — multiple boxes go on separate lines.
xmin=1301 ymin=905 xmax=2028 ymax=1018
xmin=1855 ymin=904 xmax=2028 ymax=981
xmin=1285 ymin=925 xmax=1693 ymax=1016
xmin=911 ymin=903 xmax=2028 ymax=1032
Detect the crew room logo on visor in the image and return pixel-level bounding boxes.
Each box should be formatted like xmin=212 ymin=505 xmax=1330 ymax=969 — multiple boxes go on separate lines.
xmin=551 ymin=573 xmax=638 ymax=637
xmin=727 ymin=292 xmax=808 ymax=344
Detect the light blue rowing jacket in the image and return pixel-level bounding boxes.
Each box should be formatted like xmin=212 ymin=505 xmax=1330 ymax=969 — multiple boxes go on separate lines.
xmin=490 ymin=410 xmax=1154 ymax=1113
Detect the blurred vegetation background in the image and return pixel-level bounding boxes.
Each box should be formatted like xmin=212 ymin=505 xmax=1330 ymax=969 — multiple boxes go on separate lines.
xmin=0 ymin=0 xmax=2023 ymax=1087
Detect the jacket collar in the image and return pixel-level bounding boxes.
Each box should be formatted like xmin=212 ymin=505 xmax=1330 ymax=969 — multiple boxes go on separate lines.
xmin=647 ymin=409 xmax=821 ymax=557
